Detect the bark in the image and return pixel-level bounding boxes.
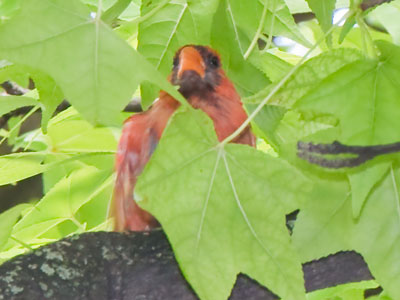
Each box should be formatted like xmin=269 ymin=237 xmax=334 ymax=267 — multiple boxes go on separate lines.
xmin=0 ymin=230 xmax=373 ymax=300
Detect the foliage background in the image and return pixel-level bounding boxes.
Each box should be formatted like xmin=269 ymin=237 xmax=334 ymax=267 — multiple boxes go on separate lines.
xmin=0 ymin=0 xmax=399 ymax=299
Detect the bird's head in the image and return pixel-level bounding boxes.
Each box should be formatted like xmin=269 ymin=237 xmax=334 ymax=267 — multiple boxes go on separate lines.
xmin=170 ymin=45 xmax=224 ymax=99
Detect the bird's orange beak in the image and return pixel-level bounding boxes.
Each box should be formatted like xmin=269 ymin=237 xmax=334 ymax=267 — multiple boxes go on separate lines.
xmin=177 ymin=46 xmax=206 ymax=79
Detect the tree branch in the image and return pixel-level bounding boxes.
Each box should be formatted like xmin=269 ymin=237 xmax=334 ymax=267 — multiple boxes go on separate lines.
xmin=297 ymin=140 xmax=400 ymax=168
xmin=360 ymin=0 xmax=393 ymax=11
xmin=0 ymin=231 xmax=373 ymax=299
xmin=1 ymin=81 xmax=29 ymax=96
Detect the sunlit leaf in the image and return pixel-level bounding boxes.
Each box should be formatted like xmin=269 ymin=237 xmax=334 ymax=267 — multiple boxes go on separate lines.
xmin=47 ymin=120 xmax=117 ymax=153
xmin=137 ymin=109 xmax=310 ymax=300
xmin=306 ymin=280 xmax=379 ymax=300
xmin=10 ymin=166 xmax=112 ymax=248
xmin=369 ymin=1 xmax=400 ymax=45
xmin=31 ymin=72 xmax=64 ymax=133
xmin=306 ymin=0 xmax=335 ymax=45
xmin=211 ymin=0 xmax=270 ymax=97
xmin=296 ymin=41 xmax=400 ymax=145
xmin=293 ymin=164 xmax=400 ymax=300
xmin=243 ymin=47 xmax=359 ymax=114
xmin=339 ymin=14 xmax=356 ymax=44
xmin=0 ymin=95 xmax=38 ymax=116
xmin=227 ymin=0 xmax=311 ymax=48
xmin=249 ymin=51 xmax=293 ymax=82
xmin=0 ymin=0 xmax=185 ymax=125
xmin=348 ymin=162 xmax=390 ymax=218
xmin=0 ymin=152 xmax=47 ymax=186
xmin=246 ymin=104 xmax=287 ymax=149
xmin=0 ymin=204 xmax=32 ymax=250
xmin=0 ymin=62 xmax=30 ymax=87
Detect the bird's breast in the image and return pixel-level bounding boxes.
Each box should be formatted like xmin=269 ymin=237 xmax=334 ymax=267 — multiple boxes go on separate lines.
xmin=188 ymin=94 xmax=249 ymax=142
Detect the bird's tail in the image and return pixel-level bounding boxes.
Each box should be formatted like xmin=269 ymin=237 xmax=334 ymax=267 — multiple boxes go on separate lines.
xmin=111 ymin=161 xmax=158 ymax=231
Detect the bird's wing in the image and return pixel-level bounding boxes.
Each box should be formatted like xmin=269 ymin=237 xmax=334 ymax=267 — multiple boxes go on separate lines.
xmin=111 ymin=113 xmax=159 ymax=231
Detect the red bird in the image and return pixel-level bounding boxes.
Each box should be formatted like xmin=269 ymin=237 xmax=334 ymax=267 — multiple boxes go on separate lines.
xmin=112 ymin=45 xmax=255 ymax=231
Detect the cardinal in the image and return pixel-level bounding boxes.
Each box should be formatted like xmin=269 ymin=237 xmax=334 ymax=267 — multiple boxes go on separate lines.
xmin=112 ymin=45 xmax=256 ymax=232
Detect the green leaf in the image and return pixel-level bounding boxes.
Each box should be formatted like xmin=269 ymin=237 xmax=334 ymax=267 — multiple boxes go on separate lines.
xmin=0 ymin=152 xmax=47 ymax=186
xmin=0 ymin=204 xmax=32 ymax=250
xmin=292 ymin=179 xmax=352 ymax=262
xmin=42 ymin=116 xmax=116 ymax=191
xmin=306 ymin=0 xmax=335 ymax=40
xmin=218 ymin=0 xmax=309 ymax=91
xmin=0 ymin=62 xmax=30 ymax=87
xmin=369 ymin=0 xmax=400 ymax=45
xmin=293 ymin=164 xmax=400 ymax=300
xmin=273 ymin=110 xmax=336 ymax=162
xmin=136 ymin=109 xmax=310 ymax=300
xmin=268 ymin=48 xmax=362 ymax=107
xmin=246 ymin=104 xmax=287 ymax=149
xmin=249 ymin=50 xmax=293 ymax=82
xmin=136 ymin=0 xmax=182 ymax=105
xmin=6 ymin=115 xmax=22 ymax=146
xmin=81 ymin=0 xmax=119 ymax=10
xmin=0 ymin=95 xmax=38 ymax=116
xmin=227 ymin=0 xmax=311 ymax=48
xmin=296 ymin=41 xmax=400 ymax=145
xmin=31 ymin=72 xmax=64 ymax=133
xmin=101 ymin=0 xmax=132 ymax=24
xmin=119 ymin=0 xmax=141 ymax=21
xmin=42 ymin=156 xmax=85 ymax=194
xmin=284 ymin=0 xmax=311 ymax=13
xmin=286 ymin=0 xmax=349 ymax=14
xmin=348 ymin=162 xmax=390 ymax=218
xmin=306 ymin=280 xmax=379 ymax=300
xmin=0 ymin=0 xmax=185 ymax=125
xmin=339 ymin=14 xmax=356 ymax=44
xmin=75 ymin=175 xmax=114 ymax=229
xmin=368 ymin=291 xmax=394 ymax=300
xmin=138 ymin=0 xmax=219 ymax=106
xmin=10 ymin=166 xmax=112 ymax=247
xmin=138 ymin=0 xmax=218 ymax=107
xmin=0 ymin=0 xmax=21 ymax=21
xmin=210 ymin=0 xmax=270 ymax=97
xmin=47 ymin=119 xmax=117 ymax=153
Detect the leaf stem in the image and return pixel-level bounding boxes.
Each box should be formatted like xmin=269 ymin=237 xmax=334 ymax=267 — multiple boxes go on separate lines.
xmin=10 ymin=235 xmax=33 ymax=251
xmin=218 ymin=11 xmax=352 ymax=147
xmin=101 ymin=0 xmax=132 ymax=25
xmin=244 ymin=0 xmax=268 ymax=59
xmin=96 ymin=0 xmax=103 ymax=22
xmin=129 ymin=0 xmax=169 ymax=25
xmin=0 ymin=105 xmax=40 ymax=147
xmin=23 ymin=129 xmax=41 ymax=151
xmin=265 ymin=0 xmax=276 ymax=52
xmin=390 ymin=165 xmax=400 ymax=222
xmin=356 ymin=11 xmax=378 ymax=58
xmin=70 ymin=217 xmax=86 ymax=231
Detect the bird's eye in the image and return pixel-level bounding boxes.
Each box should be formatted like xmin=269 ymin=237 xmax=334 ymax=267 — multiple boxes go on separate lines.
xmin=173 ymin=55 xmax=179 ymax=68
xmin=208 ymin=55 xmax=220 ymax=68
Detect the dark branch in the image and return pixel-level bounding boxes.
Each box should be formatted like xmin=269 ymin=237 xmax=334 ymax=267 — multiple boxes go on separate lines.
xmin=297 ymin=140 xmax=400 ymax=168
xmin=0 ymin=231 xmax=373 ymax=300
xmin=297 ymin=150 xmax=372 ymax=169
xmin=0 ymin=82 xmax=33 ymax=128
xmin=1 ymin=81 xmax=29 ymax=96
xmin=360 ymin=0 xmax=393 ymax=10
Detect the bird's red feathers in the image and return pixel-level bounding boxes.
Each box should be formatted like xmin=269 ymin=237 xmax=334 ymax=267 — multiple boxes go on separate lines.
xmin=111 ymin=45 xmax=255 ymax=231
